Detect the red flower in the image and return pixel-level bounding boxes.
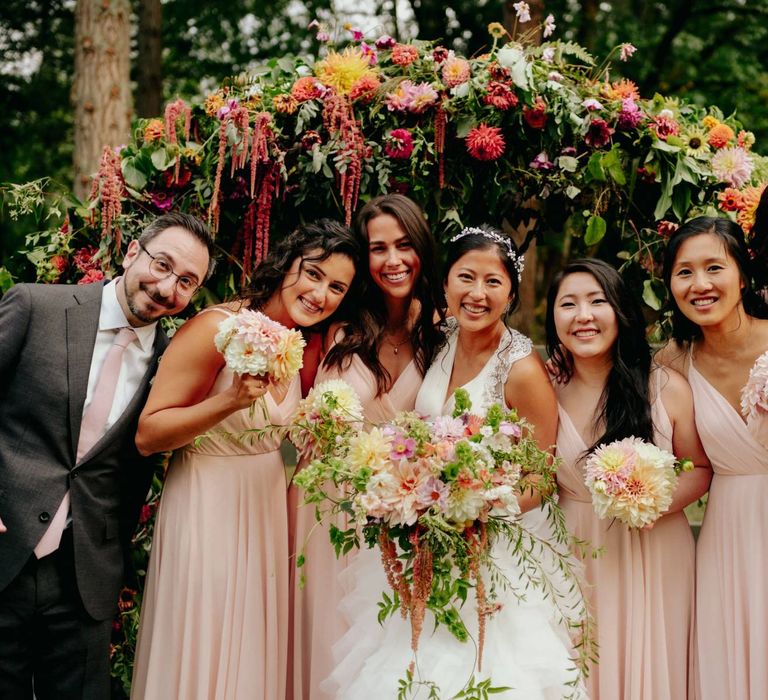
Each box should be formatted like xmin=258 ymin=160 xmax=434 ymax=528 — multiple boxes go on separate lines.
xmin=349 ymin=74 xmax=381 ymax=103
xmin=50 ymin=254 xmax=68 ymax=275
xmin=466 ymin=124 xmax=506 ymax=161
xmin=384 ymin=129 xmax=415 ymax=159
xmin=584 ymin=117 xmax=614 ymax=148
xmin=138 ymin=504 xmax=153 ymax=524
xmin=391 ymin=43 xmax=419 ymax=66
xmin=301 ymin=130 xmax=322 ymax=150
xmin=649 ymin=115 xmax=679 ymax=142
xmin=483 ymin=82 xmax=518 ymax=111
xmin=163 ymin=168 xmax=192 ymax=189
xmin=523 ymin=97 xmax=547 ymax=129
xmin=150 ymin=191 xmax=174 ymax=211
xmin=73 ymin=245 xmax=99 ymax=273
xmin=657 ymin=220 xmax=679 ymax=238
xmin=718 ymin=188 xmax=744 ymax=212
xmin=432 ymin=46 xmax=449 ymax=64
xmin=78 ymin=269 xmax=105 ymax=285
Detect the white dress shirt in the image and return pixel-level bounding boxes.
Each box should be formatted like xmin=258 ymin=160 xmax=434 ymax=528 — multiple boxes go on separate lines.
xmin=83 ymin=279 xmax=158 ymax=433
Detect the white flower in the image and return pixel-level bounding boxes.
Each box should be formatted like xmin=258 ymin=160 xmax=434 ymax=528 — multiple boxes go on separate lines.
xmin=541 ymin=47 xmax=555 ymax=63
xmin=486 ymin=484 xmax=521 ymax=518
xmin=582 ymin=98 xmax=603 ymax=111
xmin=543 ymin=14 xmax=556 ymax=38
xmin=619 ymin=43 xmax=637 ymax=61
xmin=496 ymin=45 xmax=530 ymax=89
xmin=445 ymin=484 xmax=486 ymax=523
xmin=513 ymin=1 xmax=531 ymax=22
xmin=711 ymin=146 xmax=754 ymax=189
xmin=310 ymin=379 xmax=363 ymax=421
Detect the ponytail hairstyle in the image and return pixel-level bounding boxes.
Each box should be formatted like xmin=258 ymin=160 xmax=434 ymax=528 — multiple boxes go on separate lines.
xmin=662 ymin=216 xmax=768 ymax=345
xmin=545 ymin=258 xmax=654 ymax=450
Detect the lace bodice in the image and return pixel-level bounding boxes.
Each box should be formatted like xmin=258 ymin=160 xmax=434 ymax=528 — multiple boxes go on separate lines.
xmin=415 ymin=318 xmax=533 ymax=418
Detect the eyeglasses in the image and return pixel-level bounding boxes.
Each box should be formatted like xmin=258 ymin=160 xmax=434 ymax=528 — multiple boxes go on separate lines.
xmin=138 ymin=242 xmax=201 ymax=298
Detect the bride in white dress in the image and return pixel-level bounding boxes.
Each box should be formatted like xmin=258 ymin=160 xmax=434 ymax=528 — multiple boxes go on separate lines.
xmin=323 ymin=226 xmax=588 ymax=699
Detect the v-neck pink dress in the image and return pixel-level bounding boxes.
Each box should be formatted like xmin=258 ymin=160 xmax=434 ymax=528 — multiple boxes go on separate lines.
xmin=555 ymin=371 xmax=696 ymax=700
xmin=132 ymin=308 xmax=300 ymax=700
xmin=689 ymin=351 xmax=768 ymax=700
xmin=288 ymin=353 xmax=422 ymax=700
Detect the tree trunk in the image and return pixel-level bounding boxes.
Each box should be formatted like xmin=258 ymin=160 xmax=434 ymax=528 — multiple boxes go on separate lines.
xmin=136 ymin=0 xmax=163 ymax=118
xmin=72 ymin=0 xmax=132 ymax=200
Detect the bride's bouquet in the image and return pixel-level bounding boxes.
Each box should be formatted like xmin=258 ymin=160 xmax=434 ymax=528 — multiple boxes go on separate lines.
xmin=213 ymin=308 xmax=305 ymax=415
xmin=293 ymin=386 xmax=590 ymax=680
xmin=584 ymin=437 xmax=693 ymax=528
xmin=741 ymin=351 xmax=768 ymax=448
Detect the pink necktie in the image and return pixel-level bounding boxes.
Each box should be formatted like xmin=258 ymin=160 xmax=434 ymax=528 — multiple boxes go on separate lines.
xmin=34 ymin=327 xmax=137 ymax=559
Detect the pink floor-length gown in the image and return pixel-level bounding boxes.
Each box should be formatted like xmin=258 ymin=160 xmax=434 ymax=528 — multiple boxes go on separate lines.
xmin=288 ymin=353 xmax=421 ymax=700
xmin=689 ymin=351 xmax=768 ymax=700
xmin=131 ymin=309 xmax=300 ymax=700
xmin=556 ymin=371 xmax=696 ymax=700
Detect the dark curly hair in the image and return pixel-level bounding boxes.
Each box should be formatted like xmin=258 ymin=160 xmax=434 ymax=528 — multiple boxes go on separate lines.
xmin=545 ymin=258 xmax=654 ymax=451
xmin=322 ymin=194 xmax=445 ymax=395
xmin=662 ymin=216 xmax=768 ymax=345
xmin=239 ymin=218 xmax=361 ymax=330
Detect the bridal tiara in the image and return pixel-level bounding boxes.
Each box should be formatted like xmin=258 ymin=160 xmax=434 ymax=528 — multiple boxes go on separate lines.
xmin=449 ymin=226 xmax=525 ymax=282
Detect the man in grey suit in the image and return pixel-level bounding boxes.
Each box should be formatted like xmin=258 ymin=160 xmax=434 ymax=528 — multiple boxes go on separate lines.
xmin=0 ymin=212 xmax=215 ymax=699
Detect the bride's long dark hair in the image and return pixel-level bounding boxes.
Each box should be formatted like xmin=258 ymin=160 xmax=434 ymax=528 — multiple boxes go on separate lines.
xmin=545 ymin=258 xmax=654 ymax=451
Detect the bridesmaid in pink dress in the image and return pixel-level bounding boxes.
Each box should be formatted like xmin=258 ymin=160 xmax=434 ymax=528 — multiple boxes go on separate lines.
xmin=288 ymin=195 xmax=445 ymax=699
xmin=130 ymin=221 xmax=359 ymax=700
xmin=546 ymin=258 xmax=711 ymax=700
xmin=658 ymin=216 xmax=768 ymax=700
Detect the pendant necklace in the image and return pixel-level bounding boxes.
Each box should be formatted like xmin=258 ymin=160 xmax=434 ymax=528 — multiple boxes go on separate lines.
xmin=384 ymin=334 xmax=410 ymax=355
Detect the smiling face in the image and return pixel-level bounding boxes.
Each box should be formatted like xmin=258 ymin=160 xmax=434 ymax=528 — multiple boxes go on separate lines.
xmin=118 ymin=226 xmax=210 ymax=326
xmin=444 ymin=247 xmax=512 ymax=334
xmin=366 ymin=213 xmax=422 ymax=300
xmin=553 ymin=271 xmax=618 ymax=362
xmin=669 ymin=232 xmax=745 ymax=329
xmin=275 ymin=249 xmax=355 ymax=328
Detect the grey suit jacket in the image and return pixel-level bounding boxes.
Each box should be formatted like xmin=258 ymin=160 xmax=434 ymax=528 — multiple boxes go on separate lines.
xmin=0 ymin=282 xmax=167 ymax=620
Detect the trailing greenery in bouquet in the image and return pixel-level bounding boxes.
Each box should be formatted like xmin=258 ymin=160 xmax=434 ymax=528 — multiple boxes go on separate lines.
xmin=4 ymin=10 xmax=767 ymax=310
xmin=292 ymin=382 xmax=593 ymax=691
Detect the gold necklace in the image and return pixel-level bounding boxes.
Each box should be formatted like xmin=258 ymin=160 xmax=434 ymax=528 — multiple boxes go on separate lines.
xmin=383 ymin=332 xmax=411 ymax=355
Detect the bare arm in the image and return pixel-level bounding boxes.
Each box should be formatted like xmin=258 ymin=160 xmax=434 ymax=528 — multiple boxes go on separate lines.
xmin=135 ymin=310 xmax=269 ymax=455
xmin=505 ymin=352 xmax=559 ymax=512
xmin=659 ymin=368 xmax=712 ymax=515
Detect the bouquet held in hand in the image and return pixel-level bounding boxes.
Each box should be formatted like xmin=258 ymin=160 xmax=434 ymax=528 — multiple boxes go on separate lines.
xmin=214 ymin=309 xmax=305 ymax=415
xmin=293 ymin=386 xmax=591 ymax=690
xmin=584 ymin=436 xmax=693 ymax=528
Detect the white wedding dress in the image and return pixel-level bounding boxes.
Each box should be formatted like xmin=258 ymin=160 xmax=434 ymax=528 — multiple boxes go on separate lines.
xmin=322 ymin=322 xmax=588 ymax=699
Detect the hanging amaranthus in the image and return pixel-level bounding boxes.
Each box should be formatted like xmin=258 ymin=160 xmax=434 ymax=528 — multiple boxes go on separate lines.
xmin=164 ymin=99 xmax=192 ymax=184
xmin=241 ymin=160 xmax=281 ymax=284
xmin=434 ymin=101 xmax=447 ymax=188
xmin=323 ymin=94 xmax=367 ymax=225
xmin=250 ymin=112 xmax=274 ymax=197
xmin=468 ymin=522 xmax=490 ymax=671
xmin=409 ymin=529 xmax=433 ymax=654
xmin=379 ymin=528 xmax=411 ymax=615
xmin=209 ymin=103 xmax=251 ymax=233
xmin=88 ymin=146 xmax=124 ymax=267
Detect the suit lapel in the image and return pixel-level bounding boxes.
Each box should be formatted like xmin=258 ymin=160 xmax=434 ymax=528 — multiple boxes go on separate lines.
xmin=66 ymin=284 xmax=104 ymax=463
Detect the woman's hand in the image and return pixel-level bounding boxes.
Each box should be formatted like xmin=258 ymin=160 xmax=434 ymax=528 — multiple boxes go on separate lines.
xmin=227 ymin=373 xmax=270 ymax=411
xmin=0 ymin=515 xmax=6 ymax=533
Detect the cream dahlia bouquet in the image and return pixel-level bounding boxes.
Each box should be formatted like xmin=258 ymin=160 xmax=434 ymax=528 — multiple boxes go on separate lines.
xmin=740 ymin=351 xmax=768 ymax=448
xmin=584 ymin=437 xmax=693 ymax=528
xmin=214 ymin=308 xmax=305 ymax=380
